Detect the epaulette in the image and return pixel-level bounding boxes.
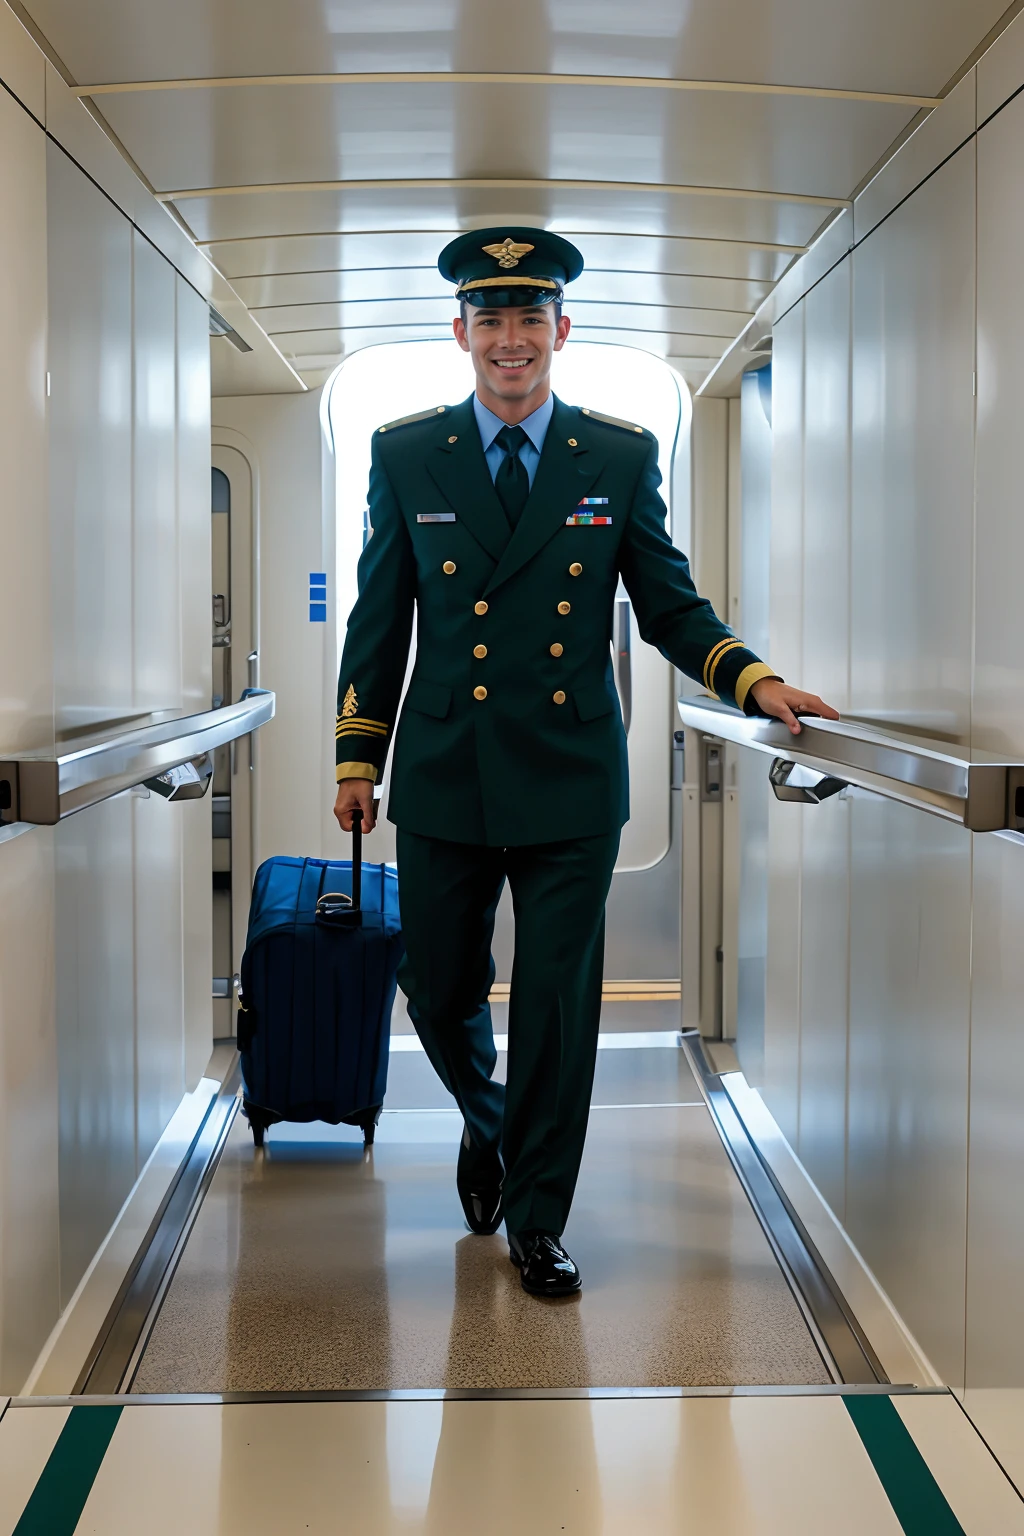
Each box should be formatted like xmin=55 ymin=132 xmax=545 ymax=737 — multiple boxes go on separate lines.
xmin=377 ymin=405 xmax=450 ymax=434
xmin=580 ymin=407 xmax=647 ymax=436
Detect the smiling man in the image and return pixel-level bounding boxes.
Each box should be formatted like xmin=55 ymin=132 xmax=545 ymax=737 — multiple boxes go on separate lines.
xmin=332 ymin=227 xmax=837 ymax=1299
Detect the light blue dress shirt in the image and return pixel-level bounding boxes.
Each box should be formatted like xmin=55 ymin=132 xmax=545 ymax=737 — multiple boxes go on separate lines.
xmin=473 ymin=393 xmax=554 ymax=490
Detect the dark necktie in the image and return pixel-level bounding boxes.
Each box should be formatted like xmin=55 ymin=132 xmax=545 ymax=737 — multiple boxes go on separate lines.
xmin=495 ymin=424 xmax=530 ymax=528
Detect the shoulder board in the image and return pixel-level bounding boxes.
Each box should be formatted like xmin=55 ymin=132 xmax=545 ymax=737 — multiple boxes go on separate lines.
xmin=580 ymin=407 xmax=647 ymax=436
xmin=377 ymin=405 xmax=449 ymax=434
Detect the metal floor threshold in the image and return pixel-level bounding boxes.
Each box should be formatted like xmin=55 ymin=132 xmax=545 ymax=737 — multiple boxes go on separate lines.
xmin=680 ymin=1030 xmax=887 ymax=1386
xmin=75 ymin=1059 xmax=242 ymax=1395
xmin=18 ymin=1384 xmax=941 ymax=1408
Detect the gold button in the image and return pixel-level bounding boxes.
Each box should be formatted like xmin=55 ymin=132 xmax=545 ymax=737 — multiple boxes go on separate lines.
xmin=553 ymin=690 xmax=566 ymax=705
xmin=474 ymin=644 xmax=487 ymax=659
xmin=448 ymin=435 xmax=458 ymax=443
xmin=475 ymin=600 xmax=488 ymax=615
xmin=557 ymin=601 xmax=571 ymax=615
xmin=569 ymin=562 xmax=583 ymax=577
xmin=550 ymin=642 xmax=563 ymax=658
xmin=568 ymin=438 xmax=578 ymax=447
xmin=474 ymin=685 xmax=488 ymax=701
xmin=443 ymin=561 xmax=456 ymax=575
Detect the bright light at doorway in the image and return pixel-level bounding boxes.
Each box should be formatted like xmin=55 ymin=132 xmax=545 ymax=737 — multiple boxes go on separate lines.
xmin=327 ymin=338 xmax=691 ymax=651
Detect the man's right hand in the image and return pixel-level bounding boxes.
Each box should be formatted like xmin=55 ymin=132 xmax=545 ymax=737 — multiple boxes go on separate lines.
xmin=334 ymin=777 xmax=377 ymax=834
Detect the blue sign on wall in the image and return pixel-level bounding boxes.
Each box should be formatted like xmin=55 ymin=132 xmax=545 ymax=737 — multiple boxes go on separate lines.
xmin=309 ymin=571 xmax=327 ymax=622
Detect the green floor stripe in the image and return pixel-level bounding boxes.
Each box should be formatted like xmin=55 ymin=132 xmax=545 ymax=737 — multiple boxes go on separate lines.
xmin=845 ymin=1395 xmax=965 ymax=1535
xmin=13 ymin=1406 xmax=122 ymax=1535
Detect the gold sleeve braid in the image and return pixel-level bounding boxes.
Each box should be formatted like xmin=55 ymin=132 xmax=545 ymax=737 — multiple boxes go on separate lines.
xmin=734 ymin=663 xmax=780 ymax=712
xmin=703 ymin=637 xmax=746 ymax=695
xmin=336 ymin=716 xmax=389 ymax=738
xmin=337 ymin=762 xmax=379 ymax=783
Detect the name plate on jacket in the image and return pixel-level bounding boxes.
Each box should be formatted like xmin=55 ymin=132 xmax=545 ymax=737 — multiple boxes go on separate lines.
xmin=417 ymin=512 xmax=457 ymax=523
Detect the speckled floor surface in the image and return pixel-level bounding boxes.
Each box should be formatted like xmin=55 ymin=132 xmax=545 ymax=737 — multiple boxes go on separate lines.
xmin=131 ymin=1047 xmax=828 ymax=1393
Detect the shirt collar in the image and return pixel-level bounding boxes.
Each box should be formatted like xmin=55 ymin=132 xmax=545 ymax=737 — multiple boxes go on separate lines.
xmin=473 ymin=392 xmax=554 ymax=454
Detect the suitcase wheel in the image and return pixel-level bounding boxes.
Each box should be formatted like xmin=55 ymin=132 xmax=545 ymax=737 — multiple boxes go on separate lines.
xmin=243 ymin=1101 xmax=266 ymax=1149
xmin=359 ymin=1108 xmax=382 ymax=1147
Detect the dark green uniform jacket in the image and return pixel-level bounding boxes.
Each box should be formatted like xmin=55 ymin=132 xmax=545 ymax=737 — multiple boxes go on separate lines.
xmin=336 ymin=394 xmax=775 ymax=846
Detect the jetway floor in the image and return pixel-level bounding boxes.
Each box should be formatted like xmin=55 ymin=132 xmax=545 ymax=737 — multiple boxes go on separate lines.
xmin=129 ymin=1046 xmax=827 ymax=1395
xmin=7 ymin=1042 xmax=1024 ymax=1531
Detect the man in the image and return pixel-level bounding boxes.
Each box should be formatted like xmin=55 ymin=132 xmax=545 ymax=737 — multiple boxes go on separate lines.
xmin=333 ymin=227 xmax=837 ymax=1298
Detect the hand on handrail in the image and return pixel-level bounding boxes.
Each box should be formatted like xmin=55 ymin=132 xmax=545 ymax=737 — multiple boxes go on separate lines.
xmin=748 ymin=679 xmax=841 ymax=736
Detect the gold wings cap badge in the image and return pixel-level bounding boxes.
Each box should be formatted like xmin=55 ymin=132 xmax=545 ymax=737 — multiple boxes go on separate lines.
xmin=482 ymin=238 xmax=535 ymax=269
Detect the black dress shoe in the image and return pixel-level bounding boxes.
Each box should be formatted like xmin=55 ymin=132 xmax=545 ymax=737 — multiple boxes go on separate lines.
xmin=457 ymin=1126 xmax=504 ymax=1235
xmin=508 ymin=1232 xmax=582 ymax=1297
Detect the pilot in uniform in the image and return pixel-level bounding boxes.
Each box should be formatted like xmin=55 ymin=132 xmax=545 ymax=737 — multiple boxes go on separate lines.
xmin=333 ymin=227 xmax=833 ymax=1298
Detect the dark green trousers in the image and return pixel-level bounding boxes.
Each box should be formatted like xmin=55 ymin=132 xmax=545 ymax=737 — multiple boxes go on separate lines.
xmin=395 ymin=828 xmax=620 ymax=1238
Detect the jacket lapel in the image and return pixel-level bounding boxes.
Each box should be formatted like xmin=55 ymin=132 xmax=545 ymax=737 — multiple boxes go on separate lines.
xmin=424 ymin=396 xmax=510 ymax=565
xmin=483 ymin=397 xmax=604 ymax=596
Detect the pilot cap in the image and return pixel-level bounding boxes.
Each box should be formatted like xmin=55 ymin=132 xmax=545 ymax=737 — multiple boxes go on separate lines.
xmin=438 ymin=226 xmax=584 ymax=307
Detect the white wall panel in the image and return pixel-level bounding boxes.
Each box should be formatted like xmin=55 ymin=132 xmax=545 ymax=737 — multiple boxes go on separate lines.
xmin=0 ymin=0 xmax=44 ymax=122
xmin=974 ymin=91 xmax=1024 ymax=757
xmin=177 ymin=278 xmax=214 ymax=1088
xmin=853 ymin=71 xmax=976 ymax=245
xmin=763 ymin=305 xmax=804 ymax=1143
xmin=796 ymin=262 xmax=851 ymax=1217
xmin=54 ymin=798 xmax=137 ymax=1306
xmin=0 ymin=89 xmax=51 ymax=754
xmin=846 ymin=796 xmax=971 ymax=1388
xmin=133 ymin=796 xmax=185 ymax=1170
xmin=133 ymin=234 xmax=181 ymax=715
xmin=850 ymin=144 xmax=975 ymax=743
xmin=47 ymin=142 xmax=134 ymax=735
xmin=964 ymin=83 xmax=1024 ymax=1462
xmin=735 ymin=369 xmax=773 ymax=1086
xmin=964 ymin=833 xmax=1024 ymax=1483
xmin=978 ymin=6 xmax=1024 ymax=123
xmin=0 ymin=826 xmax=58 ymax=1393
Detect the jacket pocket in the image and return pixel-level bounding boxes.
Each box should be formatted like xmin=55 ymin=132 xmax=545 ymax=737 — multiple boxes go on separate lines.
xmin=404 ymin=678 xmax=453 ymax=720
xmin=573 ymin=684 xmax=616 ymax=723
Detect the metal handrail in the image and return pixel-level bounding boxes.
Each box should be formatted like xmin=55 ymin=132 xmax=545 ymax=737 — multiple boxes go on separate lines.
xmin=0 ymin=689 xmax=275 ymax=827
xmin=677 ymin=695 xmax=1024 ymax=833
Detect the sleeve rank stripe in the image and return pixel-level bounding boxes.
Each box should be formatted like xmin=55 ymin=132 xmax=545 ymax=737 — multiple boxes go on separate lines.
xmin=702 ymin=637 xmax=737 ymax=690
xmin=706 ymin=639 xmax=746 ymax=694
xmin=337 ymin=725 xmax=389 ymax=737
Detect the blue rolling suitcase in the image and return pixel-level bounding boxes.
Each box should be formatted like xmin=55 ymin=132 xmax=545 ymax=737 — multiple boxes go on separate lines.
xmin=237 ymin=815 xmax=403 ymax=1147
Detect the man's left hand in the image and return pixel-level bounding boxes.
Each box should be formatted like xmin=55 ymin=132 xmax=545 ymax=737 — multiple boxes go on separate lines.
xmin=748 ymin=679 xmax=840 ymax=735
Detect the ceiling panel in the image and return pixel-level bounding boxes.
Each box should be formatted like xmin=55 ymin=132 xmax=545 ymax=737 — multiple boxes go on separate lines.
xmin=18 ymin=0 xmax=1008 ymax=395
xmin=23 ymin=0 xmax=1008 ymax=97
xmin=210 ymin=231 xmax=796 ymax=285
xmin=173 ymin=185 xmax=828 ymax=249
xmin=257 ymin=297 xmax=746 ymax=342
xmin=96 ymin=83 xmax=911 ymax=202
xmin=230 ymin=265 xmax=768 ymax=312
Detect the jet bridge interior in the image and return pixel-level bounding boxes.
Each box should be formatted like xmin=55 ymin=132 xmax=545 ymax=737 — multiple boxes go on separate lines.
xmin=2 ymin=1 xmax=1024 ymax=1530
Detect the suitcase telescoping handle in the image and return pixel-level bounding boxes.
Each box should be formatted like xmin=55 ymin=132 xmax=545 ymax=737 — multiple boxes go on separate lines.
xmin=315 ymin=807 xmax=363 ymax=928
xmin=350 ymin=807 xmax=362 ymax=910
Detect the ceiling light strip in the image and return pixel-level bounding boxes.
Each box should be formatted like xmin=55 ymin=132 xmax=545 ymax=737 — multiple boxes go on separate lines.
xmin=267 ymin=321 xmax=737 ymax=344
xmin=159 ymin=176 xmax=848 ymax=209
xmin=248 ymin=296 xmax=755 ymax=317
xmin=229 ymin=264 xmax=776 ymax=284
xmin=74 ymin=71 xmax=939 ymax=108
xmin=196 ymin=228 xmax=807 ymax=253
